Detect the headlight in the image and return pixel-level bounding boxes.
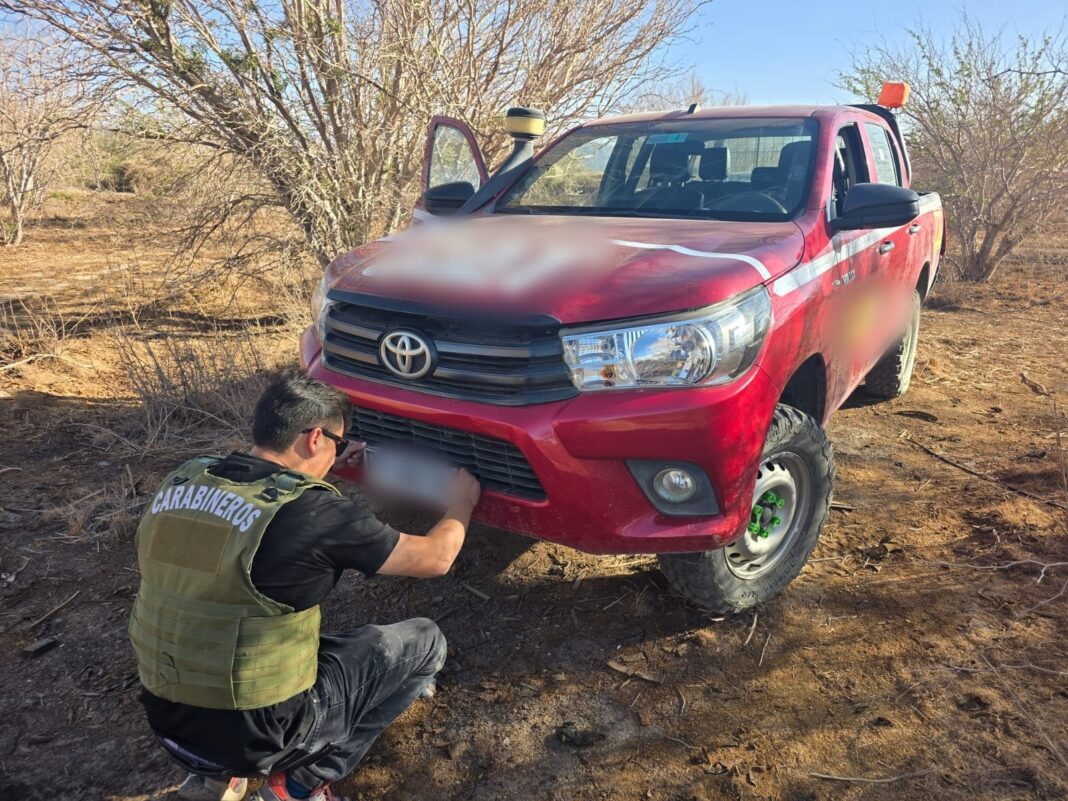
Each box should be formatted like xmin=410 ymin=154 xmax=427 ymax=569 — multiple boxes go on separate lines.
xmin=561 ymin=286 xmax=771 ymax=391
xmin=312 ymin=276 xmax=333 ymax=340
xmin=310 ymin=275 xmax=327 ymax=322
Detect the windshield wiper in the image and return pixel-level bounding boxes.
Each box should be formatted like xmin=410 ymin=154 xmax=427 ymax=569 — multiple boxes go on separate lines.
xmin=494 ymin=206 xmax=746 ymax=222
xmin=497 ymin=206 xmax=679 ymax=219
xmin=494 ymin=206 xmax=538 ymax=214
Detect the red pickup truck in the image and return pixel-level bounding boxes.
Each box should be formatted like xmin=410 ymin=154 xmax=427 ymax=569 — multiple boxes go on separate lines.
xmin=301 ymin=95 xmax=944 ymax=613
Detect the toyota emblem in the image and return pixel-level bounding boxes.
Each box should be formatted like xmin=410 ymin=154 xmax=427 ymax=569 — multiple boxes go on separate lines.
xmin=379 ymin=330 xmax=434 ymax=379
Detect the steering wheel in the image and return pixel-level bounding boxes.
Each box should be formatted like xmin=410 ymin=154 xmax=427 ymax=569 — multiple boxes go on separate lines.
xmin=705 ymin=192 xmax=788 ymax=215
xmin=634 ymin=184 xmax=684 ymax=210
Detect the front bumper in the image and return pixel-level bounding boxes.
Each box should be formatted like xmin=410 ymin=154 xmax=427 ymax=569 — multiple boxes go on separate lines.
xmin=302 ymin=325 xmax=780 ymax=554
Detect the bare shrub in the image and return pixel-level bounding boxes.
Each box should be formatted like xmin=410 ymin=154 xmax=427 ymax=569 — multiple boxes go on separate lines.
xmin=112 ymin=322 xmax=282 ymax=454
xmin=0 ymin=33 xmax=111 ymax=245
xmin=74 ymin=105 xmax=218 ymax=197
xmin=626 ymin=72 xmax=749 ymax=111
xmin=0 ymin=295 xmax=94 ymax=372
xmin=82 ymin=134 xmax=158 ymax=194
xmin=5 ymin=0 xmax=706 ymax=266
xmin=841 ymin=16 xmax=1068 ymax=282
xmin=43 ymin=475 xmax=144 ymax=543
xmin=161 ymin=154 xmax=311 ymax=282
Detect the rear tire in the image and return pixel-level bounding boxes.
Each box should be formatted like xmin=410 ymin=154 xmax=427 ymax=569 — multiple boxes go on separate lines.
xmin=865 ymin=290 xmax=921 ymax=400
xmin=658 ymin=405 xmax=835 ymax=614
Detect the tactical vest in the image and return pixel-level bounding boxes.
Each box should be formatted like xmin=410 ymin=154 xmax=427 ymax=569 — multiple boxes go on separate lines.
xmin=128 ymin=456 xmax=340 ymax=710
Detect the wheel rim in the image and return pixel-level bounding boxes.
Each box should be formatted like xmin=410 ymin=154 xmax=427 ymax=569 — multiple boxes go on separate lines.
xmin=725 ymin=451 xmax=811 ymax=580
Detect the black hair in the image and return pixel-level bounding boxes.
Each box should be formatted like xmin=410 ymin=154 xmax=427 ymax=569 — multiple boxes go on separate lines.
xmin=252 ymin=374 xmax=351 ymax=451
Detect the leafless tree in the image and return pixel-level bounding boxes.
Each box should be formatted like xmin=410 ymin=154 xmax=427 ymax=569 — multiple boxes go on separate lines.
xmin=841 ymin=17 xmax=1068 ymax=282
xmin=0 ymin=35 xmax=109 ymax=246
xmin=4 ymin=0 xmax=706 ymax=267
xmin=626 ymin=71 xmax=748 ymax=112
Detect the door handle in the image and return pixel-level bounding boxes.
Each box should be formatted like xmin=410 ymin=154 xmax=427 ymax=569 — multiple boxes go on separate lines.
xmin=878 ymin=241 xmax=895 ymax=255
xmin=908 ymin=224 xmax=921 ymax=234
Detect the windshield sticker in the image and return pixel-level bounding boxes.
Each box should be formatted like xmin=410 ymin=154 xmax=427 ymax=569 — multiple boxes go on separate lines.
xmin=646 ymin=133 xmax=689 ymax=144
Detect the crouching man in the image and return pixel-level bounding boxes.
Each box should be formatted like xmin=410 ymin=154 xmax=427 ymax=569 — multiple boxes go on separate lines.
xmin=129 ymin=376 xmax=480 ymax=801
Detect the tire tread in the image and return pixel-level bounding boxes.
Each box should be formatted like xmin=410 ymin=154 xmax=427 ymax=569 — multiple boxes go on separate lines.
xmin=865 ymin=291 xmax=921 ymax=400
xmin=659 ymin=404 xmax=835 ymax=614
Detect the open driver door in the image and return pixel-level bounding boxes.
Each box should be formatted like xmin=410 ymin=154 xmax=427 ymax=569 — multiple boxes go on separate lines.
xmin=415 ymin=116 xmax=488 ymax=220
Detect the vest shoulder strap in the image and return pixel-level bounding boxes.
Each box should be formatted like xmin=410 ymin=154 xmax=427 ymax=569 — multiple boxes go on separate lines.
xmin=168 ymin=456 xmax=223 ymax=485
xmin=260 ymin=469 xmax=340 ymax=502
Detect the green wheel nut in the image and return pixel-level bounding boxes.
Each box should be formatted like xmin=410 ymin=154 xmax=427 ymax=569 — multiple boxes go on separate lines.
xmin=748 ymin=522 xmax=759 ymax=534
xmin=775 ymin=498 xmax=785 ymax=508
xmin=771 ymin=516 xmax=782 ymax=528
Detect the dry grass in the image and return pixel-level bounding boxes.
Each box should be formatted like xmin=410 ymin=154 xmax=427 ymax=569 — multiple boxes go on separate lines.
xmin=1 ymin=193 xmax=1066 ymax=801
xmin=112 ymin=323 xmax=277 ymax=452
xmin=40 ymin=470 xmax=144 ymax=544
xmin=0 ymin=294 xmax=96 ymax=370
xmin=1 ymin=196 xmax=314 ymax=545
xmin=102 ymin=255 xmax=315 ymax=455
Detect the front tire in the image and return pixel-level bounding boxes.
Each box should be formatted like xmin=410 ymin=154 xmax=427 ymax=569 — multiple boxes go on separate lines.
xmin=865 ymin=290 xmax=921 ymax=399
xmin=659 ymin=405 xmax=835 ymax=614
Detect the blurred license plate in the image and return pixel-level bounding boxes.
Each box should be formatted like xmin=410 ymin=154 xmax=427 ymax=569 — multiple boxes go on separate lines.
xmin=364 ymin=445 xmax=457 ymax=506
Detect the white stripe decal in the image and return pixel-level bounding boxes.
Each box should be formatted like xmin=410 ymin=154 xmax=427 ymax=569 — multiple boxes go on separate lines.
xmin=610 ymin=239 xmax=771 ymax=280
xmin=917 ymin=193 xmax=941 ymax=213
xmin=773 ymin=193 xmax=942 ymax=297
xmin=772 ymin=226 xmax=897 ymax=296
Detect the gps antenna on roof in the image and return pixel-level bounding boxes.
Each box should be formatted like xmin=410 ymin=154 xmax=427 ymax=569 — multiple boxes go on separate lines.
xmin=686 ymin=102 xmax=699 ymax=114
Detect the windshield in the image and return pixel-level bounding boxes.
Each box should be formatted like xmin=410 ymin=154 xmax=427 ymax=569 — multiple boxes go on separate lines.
xmin=496 ymin=117 xmax=818 ymax=222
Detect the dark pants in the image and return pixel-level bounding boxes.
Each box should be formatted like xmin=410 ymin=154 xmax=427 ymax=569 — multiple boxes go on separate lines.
xmin=278 ymin=618 xmax=446 ymax=788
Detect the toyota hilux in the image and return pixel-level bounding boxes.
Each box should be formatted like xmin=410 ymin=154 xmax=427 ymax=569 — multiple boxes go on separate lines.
xmin=301 ymin=86 xmax=944 ymax=613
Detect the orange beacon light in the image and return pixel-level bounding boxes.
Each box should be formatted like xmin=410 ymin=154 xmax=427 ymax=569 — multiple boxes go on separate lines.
xmin=877 ymin=82 xmax=910 ymax=109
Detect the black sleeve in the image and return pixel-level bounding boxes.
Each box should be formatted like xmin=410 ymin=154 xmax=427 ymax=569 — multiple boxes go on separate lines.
xmin=253 ymin=488 xmax=400 ymax=598
xmin=291 ymin=489 xmax=401 ymax=577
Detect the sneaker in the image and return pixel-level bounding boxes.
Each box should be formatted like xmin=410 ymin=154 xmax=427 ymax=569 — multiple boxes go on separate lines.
xmin=251 ymin=773 xmax=350 ymax=801
xmin=176 ymin=773 xmax=248 ymax=801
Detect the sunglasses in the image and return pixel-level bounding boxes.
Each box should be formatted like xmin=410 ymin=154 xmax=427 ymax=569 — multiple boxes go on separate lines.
xmin=303 ymin=427 xmax=349 ymax=457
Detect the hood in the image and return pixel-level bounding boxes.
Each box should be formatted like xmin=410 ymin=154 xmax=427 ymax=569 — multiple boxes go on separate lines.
xmin=326 ymin=215 xmax=804 ymax=324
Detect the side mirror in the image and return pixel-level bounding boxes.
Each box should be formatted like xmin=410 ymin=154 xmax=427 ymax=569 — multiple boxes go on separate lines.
xmin=832 ymin=183 xmax=920 ymax=230
xmin=422 ymin=181 xmax=475 ymax=216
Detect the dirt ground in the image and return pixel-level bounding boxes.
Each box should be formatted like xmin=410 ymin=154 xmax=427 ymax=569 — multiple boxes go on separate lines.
xmin=1 ymin=194 xmax=1065 ymax=801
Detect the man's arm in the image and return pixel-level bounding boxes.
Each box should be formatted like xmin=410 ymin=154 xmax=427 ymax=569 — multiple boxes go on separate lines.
xmin=376 ymin=469 xmax=481 ymax=579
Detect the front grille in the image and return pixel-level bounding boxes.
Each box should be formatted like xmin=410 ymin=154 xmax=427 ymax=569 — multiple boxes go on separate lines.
xmin=321 ymin=291 xmax=577 ymax=405
xmin=349 ymin=407 xmax=546 ymax=500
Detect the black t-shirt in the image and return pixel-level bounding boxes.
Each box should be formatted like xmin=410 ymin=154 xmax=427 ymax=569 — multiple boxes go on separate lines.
xmin=139 ymin=452 xmax=399 ymax=770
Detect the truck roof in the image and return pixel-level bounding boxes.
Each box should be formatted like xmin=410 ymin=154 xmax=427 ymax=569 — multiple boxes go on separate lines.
xmin=585 ymin=104 xmax=877 ymax=126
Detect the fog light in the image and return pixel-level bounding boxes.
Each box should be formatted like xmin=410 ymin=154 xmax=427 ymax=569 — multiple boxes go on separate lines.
xmin=653 ymin=468 xmax=697 ymax=503
xmin=627 ymin=460 xmax=718 ymax=517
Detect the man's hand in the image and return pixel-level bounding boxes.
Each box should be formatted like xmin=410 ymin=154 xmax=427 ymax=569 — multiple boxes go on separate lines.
xmin=334 ymin=440 xmax=367 ymax=471
xmin=447 ymin=468 xmax=481 ymax=512
xmin=376 ymin=469 xmax=481 ymax=579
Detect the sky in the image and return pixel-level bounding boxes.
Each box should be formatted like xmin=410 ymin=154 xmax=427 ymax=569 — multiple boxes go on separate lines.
xmin=1 ymin=1 xmax=1060 ymax=108
xmin=676 ymin=0 xmax=1063 ymax=105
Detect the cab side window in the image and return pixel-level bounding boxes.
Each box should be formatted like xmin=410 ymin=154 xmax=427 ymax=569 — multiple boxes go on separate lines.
xmin=864 ymin=123 xmax=901 ymax=186
xmin=831 ymin=123 xmax=868 ymax=219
